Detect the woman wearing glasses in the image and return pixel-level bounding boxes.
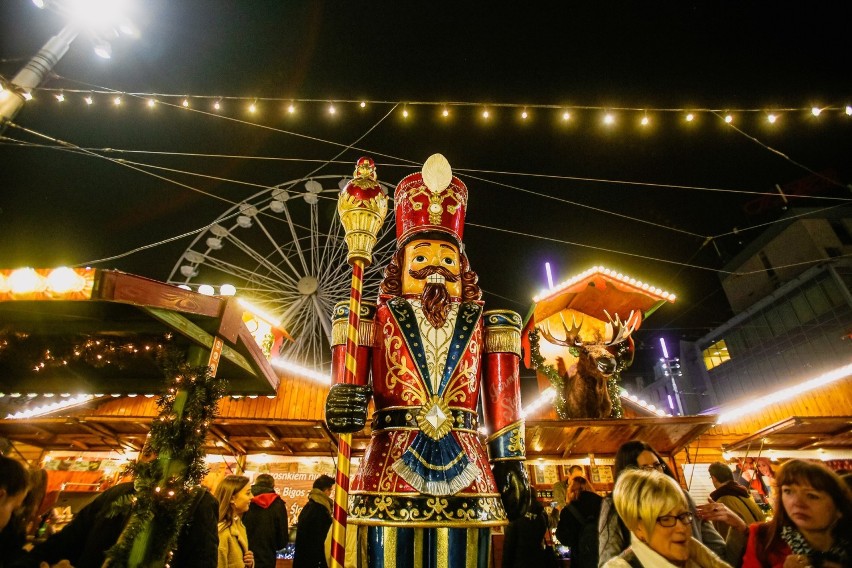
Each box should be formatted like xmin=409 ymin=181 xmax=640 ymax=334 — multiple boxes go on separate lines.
xmin=603 ymin=469 xmax=729 ymax=568
xmin=599 ymin=441 xmax=726 ymax=566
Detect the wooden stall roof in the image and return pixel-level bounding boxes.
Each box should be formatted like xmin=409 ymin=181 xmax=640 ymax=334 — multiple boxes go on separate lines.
xmin=524 ymin=415 xmax=716 ymax=460
xmin=723 ymin=416 xmax=852 ymax=452
xmin=686 ymin=377 xmax=852 ymax=462
xmin=0 ymin=269 xmax=278 ymax=395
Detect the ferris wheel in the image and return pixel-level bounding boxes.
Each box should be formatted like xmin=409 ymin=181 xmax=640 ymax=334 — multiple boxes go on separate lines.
xmin=167 ymin=174 xmax=397 ymax=373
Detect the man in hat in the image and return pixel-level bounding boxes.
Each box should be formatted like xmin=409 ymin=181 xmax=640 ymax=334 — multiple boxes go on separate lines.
xmin=326 ymin=154 xmax=530 ymax=566
xmin=243 ymin=473 xmax=289 ymax=568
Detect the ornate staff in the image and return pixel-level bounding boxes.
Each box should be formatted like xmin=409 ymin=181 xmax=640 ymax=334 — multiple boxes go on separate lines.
xmin=329 ymin=157 xmax=387 ymax=568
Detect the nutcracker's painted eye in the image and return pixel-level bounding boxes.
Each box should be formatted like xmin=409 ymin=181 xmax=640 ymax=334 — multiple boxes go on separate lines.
xmin=442 ymin=257 xmax=456 ymax=266
xmin=414 ymin=255 xmax=427 ymax=263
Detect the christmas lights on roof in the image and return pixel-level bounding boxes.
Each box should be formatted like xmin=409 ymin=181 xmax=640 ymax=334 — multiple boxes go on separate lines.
xmin=533 ymin=265 xmax=675 ymax=304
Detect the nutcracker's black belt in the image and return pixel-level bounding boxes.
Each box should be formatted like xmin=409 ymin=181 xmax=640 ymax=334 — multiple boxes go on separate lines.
xmin=372 ymin=407 xmax=478 ymax=431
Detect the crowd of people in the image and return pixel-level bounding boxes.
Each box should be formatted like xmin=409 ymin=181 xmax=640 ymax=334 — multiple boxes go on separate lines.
xmin=505 ymin=440 xmax=850 ymax=568
xmin=4 ymin=447 xmax=851 ymax=568
xmin=0 ymin=453 xmax=334 ymax=568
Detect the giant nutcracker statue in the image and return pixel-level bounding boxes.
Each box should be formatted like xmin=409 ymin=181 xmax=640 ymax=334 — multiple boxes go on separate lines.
xmin=326 ymin=154 xmax=530 ymax=567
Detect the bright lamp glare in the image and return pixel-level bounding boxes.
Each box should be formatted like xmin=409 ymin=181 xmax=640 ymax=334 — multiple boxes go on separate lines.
xmin=47 ymin=267 xmax=85 ymax=293
xmin=67 ymin=0 xmax=132 ymax=31
xmin=93 ymin=40 xmax=112 ymax=59
xmin=32 ymin=0 xmax=46 ymax=8
xmin=811 ymin=107 xmax=821 ymax=117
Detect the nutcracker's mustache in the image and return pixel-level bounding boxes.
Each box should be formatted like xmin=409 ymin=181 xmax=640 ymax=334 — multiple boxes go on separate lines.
xmin=408 ymin=265 xmax=460 ymax=283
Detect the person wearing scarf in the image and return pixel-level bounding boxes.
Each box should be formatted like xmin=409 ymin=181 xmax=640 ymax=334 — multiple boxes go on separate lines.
xmin=742 ymin=460 xmax=850 ymax=568
xmin=293 ymin=475 xmax=334 ymax=568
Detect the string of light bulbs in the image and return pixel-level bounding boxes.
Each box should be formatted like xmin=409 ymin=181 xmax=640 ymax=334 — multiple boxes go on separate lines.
xmin=15 ymin=84 xmax=852 ymax=126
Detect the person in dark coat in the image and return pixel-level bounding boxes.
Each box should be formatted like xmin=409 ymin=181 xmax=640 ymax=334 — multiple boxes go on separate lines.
xmin=243 ymin=474 xmax=289 ymax=568
xmin=557 ymin=476 xmax=602 ymax=568
xmin=16 ymin=481 xmax=218 ymax=568
xmin=502 ymin=488 xmax=552 ymax=568
xmin=293 ymin=475 xmax=334 ymax=568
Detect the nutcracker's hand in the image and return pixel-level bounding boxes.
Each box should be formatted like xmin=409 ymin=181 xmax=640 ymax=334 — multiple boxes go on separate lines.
xmin=325 ymin=383 xmax=372 ymax=433
xmin=492 ymin=461 xmax=531 ymax=521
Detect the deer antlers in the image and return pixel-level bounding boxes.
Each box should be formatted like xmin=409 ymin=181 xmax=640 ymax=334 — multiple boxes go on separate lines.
xmin=538 ymin=313 xmax=584 ymax=347
xmin=538 ymin=310 xmax=639 ymax=347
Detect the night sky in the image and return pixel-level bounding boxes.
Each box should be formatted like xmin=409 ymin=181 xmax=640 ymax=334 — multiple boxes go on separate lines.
xmin=2 ymin=1 xmax=851 ymax=378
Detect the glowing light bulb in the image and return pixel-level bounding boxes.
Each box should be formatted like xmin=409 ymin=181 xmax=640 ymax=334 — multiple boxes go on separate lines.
xmin=724 ymin=114 xmax=733 ymax=123
xmin=198 ymin=284 xmax=215 ymax=296
xmin=442 ymin=108 xmax=449 ymax=117
xmin=562 ymin=111 xmax=570 ymax=121
xmin=641 ymin=116 xmax=649 ymax=126
xmin=214 ymin=101 xmax=221 ymax=110
xmin=249 ymin=102 xmax=257 ymax=113
xmin=113 ymin=96 xmax=121 ymax=106
xmin=482 ymin=110 xmax=489 ymax=118
xmin=402 ymin=109 xmax=409 ymax=117
xmin=521 ymin=110 xmax=528 ymax=119
xmin=767 ymin=114 xmax=777 ymax=123
xmin=359 ymin=101 xmax=366 ymax=108
xmin=685 ymin=113 xmax=694 ymax=122
xmin=9 ymin=268 xmax=46 ymax=294
xmin=219 ymin=284 xmax=237 ymax=296
xmin=85 ymin=96 xmax=94 ymax=105
xmin=603 ymin=113 xmax=614 ymax=124
xmin=22 ymin=91 xmax=33 ymax=101
xmin=811 ymin=107 xmax=821 ymax=116
xmin=328 ymin=104 xmax=336 ymax=114
xmin=287 ymin=104 xmax=295 ymax=113
xmin=55 ymin=93 xmax=65 ymax=102
xmin=846 ymin=105 xmax=852 ymax=116
xmin=147 ymin=99 xmax=155 ymax=108
xmin=47 ymin=267 xmax=85 ymax=293
xmin=182 ymin=98 xmax=189 ymax=108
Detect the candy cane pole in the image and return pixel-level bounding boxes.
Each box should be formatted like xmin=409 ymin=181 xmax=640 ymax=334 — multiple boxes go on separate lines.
xmin=330 ymin=158 xmax=387 ymax=568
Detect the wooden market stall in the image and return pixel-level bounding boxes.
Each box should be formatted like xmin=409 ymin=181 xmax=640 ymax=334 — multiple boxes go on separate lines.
xmin=0 ymin=268 xmax=280 ymax=556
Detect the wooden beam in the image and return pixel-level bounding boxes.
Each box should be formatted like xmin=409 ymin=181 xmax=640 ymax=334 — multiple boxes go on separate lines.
xmin=209 ymin=426 xmax=245 ymax=455
xmin=262 ymin=427 xmax=280 ymax=443
xmin=561 ymin=427 xmax=586 ymax=459
xmin=795 ymin=425 xmax=852 ymax=450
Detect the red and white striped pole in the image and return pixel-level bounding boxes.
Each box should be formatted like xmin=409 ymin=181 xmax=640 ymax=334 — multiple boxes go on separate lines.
xmin=329 ymin=261 xmax=364 ymax=568
xmin=330 ymin=157 xmax=387 ymax=568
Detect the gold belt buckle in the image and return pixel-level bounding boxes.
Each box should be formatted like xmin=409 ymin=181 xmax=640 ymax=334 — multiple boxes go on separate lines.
xmin=416 ymin=395 xmax=453 ymax=440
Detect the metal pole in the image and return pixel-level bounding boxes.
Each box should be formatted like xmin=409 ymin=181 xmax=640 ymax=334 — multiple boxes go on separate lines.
xmin=0 ymin=23 xmax=79 ymax=128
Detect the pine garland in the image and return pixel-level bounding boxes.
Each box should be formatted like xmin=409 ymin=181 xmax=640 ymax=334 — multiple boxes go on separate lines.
xmin=104 ymin=349 xmax=227 ymax=567
xmin=528 ymin=328 xmax=624 ymax=419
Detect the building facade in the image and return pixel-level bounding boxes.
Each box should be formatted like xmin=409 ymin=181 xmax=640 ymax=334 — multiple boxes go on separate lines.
xmin=637 ymin=210 xmax=852 ymax=415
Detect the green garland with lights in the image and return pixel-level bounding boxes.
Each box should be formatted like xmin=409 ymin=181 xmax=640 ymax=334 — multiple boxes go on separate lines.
xmin=104 ymin=349 xmax=227 ymax=567
xmin=528 ymin=328 xmax=623 ymax=419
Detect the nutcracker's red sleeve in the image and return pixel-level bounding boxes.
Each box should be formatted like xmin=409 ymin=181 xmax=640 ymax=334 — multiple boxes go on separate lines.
xmin=480 ymin=309 xmax=526 ymax=461
xmin=330 ymin=302 xmax=376 ymax=386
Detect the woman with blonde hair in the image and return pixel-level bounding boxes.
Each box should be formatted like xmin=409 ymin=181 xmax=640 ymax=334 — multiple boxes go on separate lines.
xmin=214 ymin=475 xmax=255 ymax=568
xmin=603 ymin=469 xmax=729 ymax=568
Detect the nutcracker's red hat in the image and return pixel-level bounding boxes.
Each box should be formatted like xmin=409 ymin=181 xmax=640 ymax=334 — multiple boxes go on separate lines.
xmin=394 ymin=154 xmax=468 ymax=247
